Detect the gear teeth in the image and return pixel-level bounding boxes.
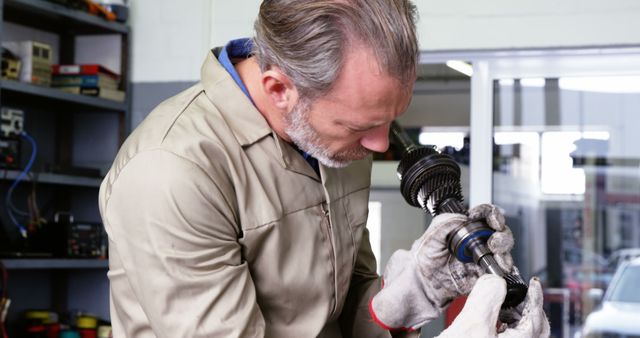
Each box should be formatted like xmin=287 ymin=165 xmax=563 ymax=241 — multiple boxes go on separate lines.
xmin=397 ymin=146 xmax=464 ymax=215
xmin=502 ymin=273 xmax=528 ymax=308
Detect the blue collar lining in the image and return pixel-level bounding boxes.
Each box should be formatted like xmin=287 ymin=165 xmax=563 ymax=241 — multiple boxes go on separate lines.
xmin=218 ymin=38 xmax=253 ymax=100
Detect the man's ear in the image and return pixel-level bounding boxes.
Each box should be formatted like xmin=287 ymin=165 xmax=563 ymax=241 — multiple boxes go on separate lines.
xmin=262 ymin=67 xmax=299 ymax=112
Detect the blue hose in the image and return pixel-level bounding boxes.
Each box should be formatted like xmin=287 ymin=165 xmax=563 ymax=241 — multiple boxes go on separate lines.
xmin=5 ymin=131 xmax=37 ymax=238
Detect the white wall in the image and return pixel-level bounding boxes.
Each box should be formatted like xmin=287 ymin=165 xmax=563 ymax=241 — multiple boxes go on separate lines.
xmin=128 ymin=0 xmax=640 ymax=82
xmin=129 ymin=0 xmax=213 ymax=82
xmin=415 ymin=0 xmax=640 ymax=51
xmin=129 ymin=0 xmax=260 ymax=83
xmin=209 ymin=1 xmax=261 ymax=48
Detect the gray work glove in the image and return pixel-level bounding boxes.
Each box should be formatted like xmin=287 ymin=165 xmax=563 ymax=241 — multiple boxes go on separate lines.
xmin=436 ymin=274 xmax=550 ymax=338
xmin=369 ymin=204 xmax=516 ymax=331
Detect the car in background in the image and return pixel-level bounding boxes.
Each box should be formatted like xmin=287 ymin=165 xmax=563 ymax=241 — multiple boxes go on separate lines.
xmin=607 ymin=248 xmax=640 ymax=270
xmin=580 ymin=257 xmax=640 ymax=338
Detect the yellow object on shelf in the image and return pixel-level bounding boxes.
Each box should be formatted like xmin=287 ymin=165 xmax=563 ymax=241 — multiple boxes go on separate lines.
xmin=76 ymin=315 xmax=98 ymax=329
xmin=1 ymin=48 xmax=21 ymax=81
xmin=24 ymin=310 xmax=58 ymax=324
xmin=97 ymin=325 xmax=112 ymax=338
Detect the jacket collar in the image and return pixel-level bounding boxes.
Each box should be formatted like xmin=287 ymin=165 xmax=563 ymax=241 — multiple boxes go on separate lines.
xmin=200 ymin=49 xmax=321 ymax=181
xmin=201 ymin=49 xmax=271 ymax=147
xmin=273 ymin=135 xmax=320 ymax=181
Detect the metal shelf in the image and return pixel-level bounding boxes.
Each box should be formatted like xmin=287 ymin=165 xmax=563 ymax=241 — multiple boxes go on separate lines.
xmin=1 ymin=258 xmax=108 ymax=269
xmin=1 ymin=80 xmax=127 ymax=112
xmin=0 ymin=170 xmax=102 ymax=187
xmin=3 ymin=0 xmax=128 ymax=34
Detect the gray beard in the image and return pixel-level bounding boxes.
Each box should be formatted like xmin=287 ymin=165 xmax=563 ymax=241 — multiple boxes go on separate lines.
xmin=284 ymin=100 xmax=370 ymax=168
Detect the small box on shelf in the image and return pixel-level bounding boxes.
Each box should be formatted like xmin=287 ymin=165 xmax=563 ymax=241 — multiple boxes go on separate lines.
xmin=1 ymin=40 xmax=53 ymax=86
xmin=0 ymin=107 xmax=24 ymax=169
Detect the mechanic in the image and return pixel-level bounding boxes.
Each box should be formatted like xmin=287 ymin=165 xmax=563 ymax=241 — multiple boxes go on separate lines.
xmin=99 ymin=0 xmax=549 ymax=337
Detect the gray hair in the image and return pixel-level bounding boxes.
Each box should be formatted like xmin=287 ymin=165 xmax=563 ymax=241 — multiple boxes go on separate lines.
xmin=253 ymin=0 xmax=419 ymax=100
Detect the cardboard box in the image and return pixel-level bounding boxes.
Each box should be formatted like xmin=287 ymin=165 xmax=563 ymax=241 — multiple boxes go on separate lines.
xmin=2 ymin=41 xmax=53 ymax=86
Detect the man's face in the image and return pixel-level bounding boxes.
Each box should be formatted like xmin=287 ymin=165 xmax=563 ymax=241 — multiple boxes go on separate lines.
xmin=284 ymin=47 xmax=414 ymax=168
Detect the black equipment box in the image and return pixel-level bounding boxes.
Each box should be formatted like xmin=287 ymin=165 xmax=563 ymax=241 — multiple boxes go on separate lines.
xmin=67 ymin=220 xmax=107 ymax=258
xmin=0 ymin=107 xmax=24 ymax=169
xmin=28 ymin=213 xmax=107 ymax=258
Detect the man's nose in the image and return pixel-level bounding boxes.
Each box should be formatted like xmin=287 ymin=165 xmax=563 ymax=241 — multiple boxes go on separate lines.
xmin=360 ymin=124 xmax=390 ymax=153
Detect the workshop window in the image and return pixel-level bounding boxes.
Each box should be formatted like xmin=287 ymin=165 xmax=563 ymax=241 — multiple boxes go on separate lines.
xmin=492 ymin=66 xmax=640 ymax=337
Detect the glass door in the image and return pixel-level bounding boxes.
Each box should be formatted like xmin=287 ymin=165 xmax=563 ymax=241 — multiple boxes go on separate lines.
xmin=475 ymin=51 xmax=640 ymax=338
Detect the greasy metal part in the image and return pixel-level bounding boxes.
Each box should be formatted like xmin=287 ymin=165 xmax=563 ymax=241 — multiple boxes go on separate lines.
xmin=390 ymin=121 xmax=528 ymax=308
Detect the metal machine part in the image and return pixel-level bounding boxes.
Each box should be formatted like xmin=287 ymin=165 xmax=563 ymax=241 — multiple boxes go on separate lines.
xmin=389 ymin=121 xmax=528 ymax=308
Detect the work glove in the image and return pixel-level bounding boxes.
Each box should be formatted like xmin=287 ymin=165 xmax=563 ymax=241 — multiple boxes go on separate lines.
xmin=436 ymin=274 xmax=550 ymax=338
xmin=369 ymin=204 xmax=516 ymax=331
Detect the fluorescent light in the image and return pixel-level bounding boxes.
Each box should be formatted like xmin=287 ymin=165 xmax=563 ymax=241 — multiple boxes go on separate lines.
xmin=559 ymin=76 xmax=640 ymax=93
xmin=446 ymin=60 xmax=473 ymax=77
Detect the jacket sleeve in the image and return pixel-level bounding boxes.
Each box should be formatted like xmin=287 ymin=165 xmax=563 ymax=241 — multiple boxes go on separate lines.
xmin=339 ymin=227 xmax=420 ymax=338
xmin=101 ymin=149 xmax=265 ymax=338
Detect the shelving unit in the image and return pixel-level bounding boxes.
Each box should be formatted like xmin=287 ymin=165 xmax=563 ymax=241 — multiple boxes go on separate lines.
xmin=3 ymin=0 xmax=128 ymax=34
xmin=1 ymin=258 xmax=108 ymax=269
xmin=1 ymin=80 xmax=127 ymax=111
xmin=0 ymin=170 xmax=102 ymax=187
xmin=0 ymin=0 xmax=130 ymax=331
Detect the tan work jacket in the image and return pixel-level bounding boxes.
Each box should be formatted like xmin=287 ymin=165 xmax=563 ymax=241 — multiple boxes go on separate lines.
xmin=99 ymin=50 xmax=415 ymax=337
